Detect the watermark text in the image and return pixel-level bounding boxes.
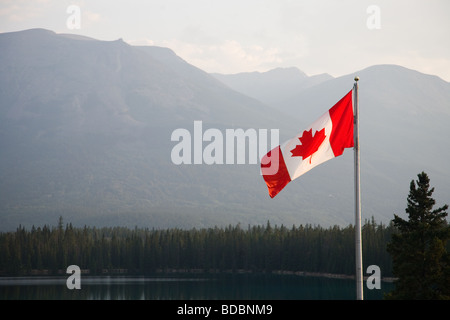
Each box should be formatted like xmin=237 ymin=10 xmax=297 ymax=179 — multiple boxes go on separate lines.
xmin=171 ymin=121 xmax=280 ymax=174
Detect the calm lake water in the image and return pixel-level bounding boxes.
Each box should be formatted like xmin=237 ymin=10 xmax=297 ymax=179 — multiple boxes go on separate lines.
xmin=0 ymin=273 xmax=393 ymax=300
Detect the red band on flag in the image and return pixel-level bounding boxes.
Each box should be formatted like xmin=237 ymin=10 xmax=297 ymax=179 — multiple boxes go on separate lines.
xmin=261 ymin=146 xmax=291 ymax=198
xmin=329 ymin=90 xmax=354 ymax=157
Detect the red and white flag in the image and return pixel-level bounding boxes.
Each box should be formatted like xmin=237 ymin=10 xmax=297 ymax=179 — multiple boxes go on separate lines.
xmin=261 ymin=90 xmax=354 ymax=198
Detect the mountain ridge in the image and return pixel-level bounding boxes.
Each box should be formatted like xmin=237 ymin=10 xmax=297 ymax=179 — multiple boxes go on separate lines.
xmin=212 ymin=67 xmax=333 ymax=108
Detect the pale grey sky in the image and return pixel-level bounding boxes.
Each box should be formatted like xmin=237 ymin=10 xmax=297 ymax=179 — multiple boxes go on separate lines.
xmin=1 ymin=0 xmax=449 ymax=81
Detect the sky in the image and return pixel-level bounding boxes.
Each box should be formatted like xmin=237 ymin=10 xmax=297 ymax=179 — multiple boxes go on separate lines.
xmin=1 ymin=0 xmax=449 ymax=81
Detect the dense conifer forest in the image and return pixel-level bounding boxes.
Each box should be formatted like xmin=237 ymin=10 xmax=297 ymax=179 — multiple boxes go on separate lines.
xmin=0 ymin=217 xmax=395 ymax=277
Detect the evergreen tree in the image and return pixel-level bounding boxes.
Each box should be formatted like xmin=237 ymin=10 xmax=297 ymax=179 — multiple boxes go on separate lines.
xmin=386 ymin=172 xmax=450 ymax=299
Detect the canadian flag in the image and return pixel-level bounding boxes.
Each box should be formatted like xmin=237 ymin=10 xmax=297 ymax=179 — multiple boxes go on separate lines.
xmin=261 ymin=90 xmax=354 ymax=198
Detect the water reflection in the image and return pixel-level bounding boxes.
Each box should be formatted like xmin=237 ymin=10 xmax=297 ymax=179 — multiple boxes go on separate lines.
xmin=0 ymin=274 xmax=393 ymax=300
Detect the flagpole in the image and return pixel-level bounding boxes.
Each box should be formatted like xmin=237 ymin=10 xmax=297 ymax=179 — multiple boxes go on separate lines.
xmin=353 ymin=77 xmax=363 ymax=300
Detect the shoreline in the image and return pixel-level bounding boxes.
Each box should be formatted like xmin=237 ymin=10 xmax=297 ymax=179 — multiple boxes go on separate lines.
xmin=0 ymin=268 xmax=397 ymax=283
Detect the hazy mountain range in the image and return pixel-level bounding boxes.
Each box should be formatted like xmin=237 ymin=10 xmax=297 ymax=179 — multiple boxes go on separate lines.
xmin=1 ymin=28 xmax=449 ymax=231
xmin=212 ymin=67 xmax=333 ymax=108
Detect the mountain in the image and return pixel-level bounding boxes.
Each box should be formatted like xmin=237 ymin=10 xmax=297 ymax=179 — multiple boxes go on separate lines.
xmin=0 ymin=28 xmax=449 ymax=232
xmin=0 ymin=28 xmax=299 ymax=231
xmin=212 ymin=67 xmax=333 ymax=108
xmin=285 ymin=65 xmax=450 ymax=220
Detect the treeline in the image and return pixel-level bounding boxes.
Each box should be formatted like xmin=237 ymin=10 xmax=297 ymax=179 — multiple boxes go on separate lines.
xmin=0 ymin=217 xmax=395 ymax=277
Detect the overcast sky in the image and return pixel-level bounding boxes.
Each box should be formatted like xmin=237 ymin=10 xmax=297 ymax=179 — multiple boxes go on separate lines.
xmin=1 ymin=0 xmax=449 ymax=81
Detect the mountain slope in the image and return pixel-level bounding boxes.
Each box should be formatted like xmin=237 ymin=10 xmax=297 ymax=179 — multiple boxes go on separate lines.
xmin=0 ymin=29 xmax=300 ymax=231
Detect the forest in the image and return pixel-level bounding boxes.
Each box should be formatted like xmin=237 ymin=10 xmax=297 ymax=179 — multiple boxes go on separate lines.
xmin=0 ymin=217 xmax=395 ymax=277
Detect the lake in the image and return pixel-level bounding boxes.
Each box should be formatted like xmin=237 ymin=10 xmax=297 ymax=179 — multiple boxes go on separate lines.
xmin=0 ymin=273 xmax=393 ymax=300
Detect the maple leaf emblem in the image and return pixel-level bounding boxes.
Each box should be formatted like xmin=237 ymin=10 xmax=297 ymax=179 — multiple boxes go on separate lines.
xmin=290 ymin=128 xmax=326 ymax=163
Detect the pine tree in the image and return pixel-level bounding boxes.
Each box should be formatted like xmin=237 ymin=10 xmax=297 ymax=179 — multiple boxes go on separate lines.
xmin=386 ymin=172 xmax=450 ymax=299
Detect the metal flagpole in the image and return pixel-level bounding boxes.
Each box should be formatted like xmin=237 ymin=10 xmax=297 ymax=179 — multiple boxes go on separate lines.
xmin=353 ymin=77 xmax=363 ymax=300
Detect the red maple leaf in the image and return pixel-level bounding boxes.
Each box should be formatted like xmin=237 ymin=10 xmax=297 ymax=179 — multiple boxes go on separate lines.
xmin=290 ymin=128 xmax=326 ymax=163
